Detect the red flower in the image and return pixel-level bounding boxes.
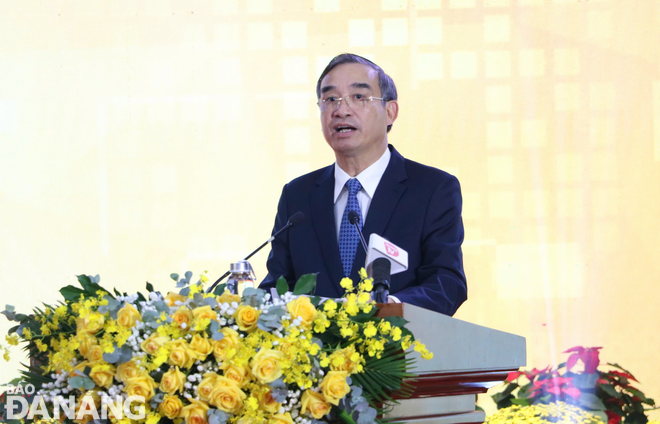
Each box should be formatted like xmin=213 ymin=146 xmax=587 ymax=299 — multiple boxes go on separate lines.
xmin=563 ymin=387 xmax=581 ymax=399
xmin=524 ymin=367 xmax=550 ymax=381
xmin=606 ymin=411 xmax=622 ymax=424
xmin=564 ymin=346 xmax=602 ymax=373
xmin=507 ymin=371 xmax=524 ymax=382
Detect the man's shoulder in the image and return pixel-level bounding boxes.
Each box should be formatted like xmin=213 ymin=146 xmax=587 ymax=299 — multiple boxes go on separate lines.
xmin=401 ymin=156 xmax=459 ymax=186
xmin=284 ymin=164 xmax=334 ymax=191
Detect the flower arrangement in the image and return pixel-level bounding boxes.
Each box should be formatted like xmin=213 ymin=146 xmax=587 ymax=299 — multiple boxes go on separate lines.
xmin=485 ymin=401 xmax=605 ymax=424
xmin=491 ymin=346 xmax=657 ymax=424
xmin=0 ymin=269 xmax=432 ymax=424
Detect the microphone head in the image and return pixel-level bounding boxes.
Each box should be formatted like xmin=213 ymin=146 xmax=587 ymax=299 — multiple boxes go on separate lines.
xmin=288 ymin=211 xmax=305 ymax=226
xmin=348 ymin=210 xmax=360 ymax=225
xmin=373 ymin=258 xmax=391 ymax=281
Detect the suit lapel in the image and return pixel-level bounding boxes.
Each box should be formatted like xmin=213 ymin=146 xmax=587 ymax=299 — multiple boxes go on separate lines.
xmin=351 ymin=145 xmax=408 ymax=279
xmin=310 ymin=165 xmax=344 ymax=288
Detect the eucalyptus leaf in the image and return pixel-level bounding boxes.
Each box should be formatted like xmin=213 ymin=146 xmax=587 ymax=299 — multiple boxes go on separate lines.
xmin=103 ymin=345 xmax=121 ymax=363
xmin=312 ymin=337 xmax=323 ymax=350
xmin=271 ymin=388 xmax=288 ymax=402
xmin=117 ymin=345 xmax=133 ymax=364
xmin=269 ymin=379 xmax=286 ymax=389
xmin=208 ymin=409 xmax=229 ymax=424
xmin=356 ymin=406 xmax=377 ymax=424
xmin=179 ymin=287 xmax=191 ymax=296
xmin=170 ymin=273 xmax=179 ymax=282
xmin=154 ymin=301 xmax=169 ymax=313
xmin=203 ymin=297 xmax=218 ymax=309
xmin=142 ymin=311 xmax=158 ymax=322
xmin=82 ymin=377 xmax=95 ymax=390
xmin=69 ymin=376 xmax=84 ymax=389
xmin=150 ymin=393 xmax=165 ymax=409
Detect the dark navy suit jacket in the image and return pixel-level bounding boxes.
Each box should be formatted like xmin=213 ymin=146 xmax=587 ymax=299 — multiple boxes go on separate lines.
xmin=260 ymin=145 xmax=467 ymax=316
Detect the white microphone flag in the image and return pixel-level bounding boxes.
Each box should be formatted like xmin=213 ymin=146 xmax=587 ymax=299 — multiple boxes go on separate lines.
xmin=365 ymin=233 xmax=408 ymax=277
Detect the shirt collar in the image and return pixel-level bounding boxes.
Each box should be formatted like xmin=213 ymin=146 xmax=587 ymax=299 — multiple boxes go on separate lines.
xmin=333 ymin=147 xmax=392 ymax=204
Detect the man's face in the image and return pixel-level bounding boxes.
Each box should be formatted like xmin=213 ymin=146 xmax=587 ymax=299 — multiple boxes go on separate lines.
xmin=318 ymin=63 xmax=397 ymax=161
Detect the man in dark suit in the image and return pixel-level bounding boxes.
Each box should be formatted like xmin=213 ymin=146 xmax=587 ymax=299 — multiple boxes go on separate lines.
xmin=260 ymin=54 xmax=467 ymax=316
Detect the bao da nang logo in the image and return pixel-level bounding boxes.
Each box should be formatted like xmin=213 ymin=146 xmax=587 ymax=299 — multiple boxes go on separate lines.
xmin=1 ymin=382 xmax=145 ymax=421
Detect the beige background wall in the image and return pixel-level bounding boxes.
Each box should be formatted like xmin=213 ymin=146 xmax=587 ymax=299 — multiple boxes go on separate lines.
xmin=1 ymin=0 xmax=659 ymax=416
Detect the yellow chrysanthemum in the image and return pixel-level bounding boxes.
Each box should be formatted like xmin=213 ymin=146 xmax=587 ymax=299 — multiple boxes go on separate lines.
xmin=485 ymin=402 xmax=605 ymax=424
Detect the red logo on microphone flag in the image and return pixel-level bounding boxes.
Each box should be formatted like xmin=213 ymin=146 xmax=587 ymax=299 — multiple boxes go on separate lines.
xmin=384 ymin=241 xmax=399 ymax=257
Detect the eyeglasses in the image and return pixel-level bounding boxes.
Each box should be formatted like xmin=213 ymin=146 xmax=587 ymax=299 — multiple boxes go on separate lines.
xmin=318 ymin=93 xmax=386 ymax=112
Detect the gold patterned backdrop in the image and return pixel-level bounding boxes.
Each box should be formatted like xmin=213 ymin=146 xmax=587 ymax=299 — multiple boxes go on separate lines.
xmin=1 ymin=0 xmax=659 ymax=415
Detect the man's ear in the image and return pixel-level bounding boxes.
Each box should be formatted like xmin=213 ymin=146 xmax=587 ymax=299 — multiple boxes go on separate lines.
xmin=386 ymin=100 xmax=399 ymax=126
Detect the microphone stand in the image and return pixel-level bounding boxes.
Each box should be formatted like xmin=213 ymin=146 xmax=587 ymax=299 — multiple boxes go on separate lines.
xmin=206 ymin=213 xmax=304 ymax=293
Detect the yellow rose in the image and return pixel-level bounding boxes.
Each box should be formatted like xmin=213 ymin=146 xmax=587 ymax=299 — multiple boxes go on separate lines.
xmin=76 ymin=312 xmax=105 ymax=335
xmin=221 ymin=363 xmax=251 ymax=388
xmin=212 ymin=328 xmax=240 ymax=362
xmin=192 ymin=305 xmax=217 ymax=322
xmin=197 ymin=372 xmax=219 ymax=402
xmin=77 ymin=335 xmax=98 ymax=358
xmin=180 ymin=398 xmax=209 ymax=424
xmin=319 ymin=371 xmax=350 ymax=405
xmin=116 ymin=359 xmax=142 ymax=383
xmin=287 ymin=297 xmax=317 ymax=329
xmin=300 ymin=390 xmax=331 ymax=419
xmin=250 ymin=349 xmax=285 ymax=384
xmin=167 ymin=339 xmax=200 ymax=369
xmin=259 ymin=390 xmax=281 ymax=414
xmin=141 ymin=334 xmax=170 ymax=355
xmin=124 ymin=374 xmax=157 ymax=402
xmin=189 ymin=334 xmax=213 ymax=358
xmin=159 ymin=395 xmax=184 ymax=419
xmin=216 ymin=291 xmax=241 ymax=305
xmin=84 ymin=345 xmax=105 ymax=363
xmin=160 ymin=366 xmax=186 ymax=395
xmin=165 ymin=292 xmax=187 ymax=307
xmin=89 ymin=362 xmax=116 ymax=389
xmin=172 ymin=307 xmax=194 ymax=328
xmin=117 ymin=303 xmax=141 ymax=328
xmin=208 ymin=377 xmax=246 ymax=414
xmin=234 ymin=305 xmax=260 ymax=333
xmin=271 ymin=413 xmax=295 ymax=424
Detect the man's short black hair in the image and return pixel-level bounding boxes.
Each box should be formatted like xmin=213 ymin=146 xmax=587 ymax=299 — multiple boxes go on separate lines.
xmin=316 ymin=53 xmax=398 ymax=133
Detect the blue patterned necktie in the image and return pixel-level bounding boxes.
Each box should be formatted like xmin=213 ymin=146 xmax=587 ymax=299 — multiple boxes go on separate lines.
xmin=338 ymin=178 xmax=364 ymax=277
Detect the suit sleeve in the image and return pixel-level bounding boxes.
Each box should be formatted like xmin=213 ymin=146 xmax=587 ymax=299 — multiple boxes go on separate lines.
xmin=259 ymin=184 xmax=296 ymax=292
xmin=392 ymin=175 xmax=467 ymax=316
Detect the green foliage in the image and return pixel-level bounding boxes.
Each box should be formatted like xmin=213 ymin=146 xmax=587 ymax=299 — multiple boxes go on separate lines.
xmin=292 ymin=273 xmax=317 ymax=295
xmin=276 ymin=276 xmax=289 ymax=297
xmin=490 ymin=347 xmax=657 ymax=424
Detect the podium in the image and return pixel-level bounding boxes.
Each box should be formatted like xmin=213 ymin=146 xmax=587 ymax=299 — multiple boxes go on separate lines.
xmin=375 ymin=303 xmax=526 ymax=424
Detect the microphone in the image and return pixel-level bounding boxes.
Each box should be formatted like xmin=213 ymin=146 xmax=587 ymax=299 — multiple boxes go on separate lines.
xmin=206 ymin=212 xmax=306 ymax=293
xmin=348 ymin=210 xmax=368 ymax=254
xmin=372 ymin=257 xmax=391 ymax=303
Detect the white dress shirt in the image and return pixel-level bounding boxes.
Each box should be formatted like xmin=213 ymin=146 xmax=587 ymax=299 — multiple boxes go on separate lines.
xmin=333 ymin=147 xmax=391 ymax=238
